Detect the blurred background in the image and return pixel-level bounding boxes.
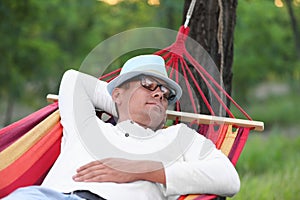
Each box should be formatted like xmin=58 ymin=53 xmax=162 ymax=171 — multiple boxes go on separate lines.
xmin=0 ymin=0 xmax=299 ymax=199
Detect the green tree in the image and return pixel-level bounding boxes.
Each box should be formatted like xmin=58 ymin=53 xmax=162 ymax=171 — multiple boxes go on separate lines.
xmin=0 ymin=0 xmax=183 ymax=126
xmin=0 ymin=1 xmax=65 ymax=125
xmin=233 ymin=0 xmax=300 ymax=102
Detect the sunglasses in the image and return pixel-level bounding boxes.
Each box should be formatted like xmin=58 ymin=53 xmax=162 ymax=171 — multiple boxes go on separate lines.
xmin=139 ymin=76 xmax=176 ymax=102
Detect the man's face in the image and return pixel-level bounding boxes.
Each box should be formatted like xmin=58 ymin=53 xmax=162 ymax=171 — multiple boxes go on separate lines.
xmin=113 ymin=76 xmax=174 ymax=130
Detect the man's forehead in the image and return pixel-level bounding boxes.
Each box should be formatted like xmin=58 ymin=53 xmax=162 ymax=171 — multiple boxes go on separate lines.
xmin=135 ymin=75 xmax=167 ymax=85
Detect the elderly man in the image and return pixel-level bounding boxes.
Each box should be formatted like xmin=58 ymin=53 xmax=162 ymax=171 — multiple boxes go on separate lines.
xmin=3 ymin=55 xmax=240 ymax=200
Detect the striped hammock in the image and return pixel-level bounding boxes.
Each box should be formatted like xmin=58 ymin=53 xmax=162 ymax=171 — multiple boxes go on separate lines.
xmin=0 ymin=102 xmax=252 ymax=199
xmin=0 ymin=25 xmax=263 ymax=199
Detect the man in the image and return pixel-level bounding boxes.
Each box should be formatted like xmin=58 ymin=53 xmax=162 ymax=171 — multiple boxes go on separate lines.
xmin=3 ymin=55 xmax=240 ymax=200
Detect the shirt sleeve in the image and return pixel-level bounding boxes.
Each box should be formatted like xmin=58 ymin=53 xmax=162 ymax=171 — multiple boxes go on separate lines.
xmin=163 ymin=125 xmax=240 ymax=197
xmin=58 ymin=69 xmax=117 ymax=139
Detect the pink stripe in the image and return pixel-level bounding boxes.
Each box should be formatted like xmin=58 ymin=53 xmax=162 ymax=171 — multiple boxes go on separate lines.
xmin=228 ymin=127 xmax=250 ymax=166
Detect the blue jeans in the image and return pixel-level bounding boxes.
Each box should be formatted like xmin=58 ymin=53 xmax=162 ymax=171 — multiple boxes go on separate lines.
xmin=2 ymin=186 xmax=83 ymax=200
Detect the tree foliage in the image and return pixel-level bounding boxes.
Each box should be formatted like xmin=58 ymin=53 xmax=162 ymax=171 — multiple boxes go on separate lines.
xmin=0 ymin=0 xmax=299 ymax=125
xmin=233 ymin=0 xmax=300 ymax=102
xmin=0 ymin=0 xmax=183 ymax=125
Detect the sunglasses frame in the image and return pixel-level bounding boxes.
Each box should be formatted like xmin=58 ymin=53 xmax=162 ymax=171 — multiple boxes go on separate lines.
xmin=139 ymin=75 xmax=176 ymax=102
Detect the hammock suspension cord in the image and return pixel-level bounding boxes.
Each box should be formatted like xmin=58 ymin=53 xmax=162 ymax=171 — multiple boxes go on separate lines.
xmin=99 ymin=33 xmax=252 ymax=121
xmin=217 ymin=0 xmax=225 ymax=116
xmin=184 ymin=0 xmax=197 ymax=28
xmin=99 ymin=0 xmax=253 ymax=121
xmin=154 ymin=26 xmax=252 ymax=120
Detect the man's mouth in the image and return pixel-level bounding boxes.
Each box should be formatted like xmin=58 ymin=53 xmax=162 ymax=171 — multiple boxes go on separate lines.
xmin=146 ymin=102 xmax=163 ymax=111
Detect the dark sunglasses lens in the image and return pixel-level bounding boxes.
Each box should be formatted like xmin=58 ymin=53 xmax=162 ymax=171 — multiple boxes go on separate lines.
xmin=141 ymin=76 xmax=176 ymax=101
xmin=141 ymin=77 xmax=156 ymax=91
xmin=166 ymin=90 xmax=176 ymax=101
xmin=167 ymin=93 xmax=176 ymax=101
xmin=160 ymin=85 xmax=176 ymax=102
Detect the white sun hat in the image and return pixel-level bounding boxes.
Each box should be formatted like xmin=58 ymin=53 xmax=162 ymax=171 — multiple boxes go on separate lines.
xmin=107 ymin=54 xmax=182 ymax=104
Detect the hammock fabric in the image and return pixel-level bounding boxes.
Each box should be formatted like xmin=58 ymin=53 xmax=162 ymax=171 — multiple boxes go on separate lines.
xmin=0 ymin=26 xmax=254 ymax=199
xmin=0 ymin=103 xmax=61 ymax=197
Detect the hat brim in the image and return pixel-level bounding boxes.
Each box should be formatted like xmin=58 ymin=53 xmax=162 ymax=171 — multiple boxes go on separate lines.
xmin=107 ymin=71 xmax=182 ymax=105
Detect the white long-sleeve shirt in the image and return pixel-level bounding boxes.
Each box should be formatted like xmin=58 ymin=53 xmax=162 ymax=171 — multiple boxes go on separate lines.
xmin=42 ymin=69 xmax=240 ymax=200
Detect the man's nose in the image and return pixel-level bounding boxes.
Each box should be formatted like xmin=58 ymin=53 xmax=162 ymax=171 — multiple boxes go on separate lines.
xmin=152 ymin=87 xmax=164 ymax=100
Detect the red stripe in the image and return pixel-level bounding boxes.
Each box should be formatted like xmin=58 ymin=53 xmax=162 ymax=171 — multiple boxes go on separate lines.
xmin=0 ymin=135 xmax=61 ymax=198
xmin=193 ymin=194 xmax=217 ymax=200
xmin=228 ymin=127 xmax=250 ymax=166
xmin=0 ymin=123 xmax=62 ymax=195
xmin=0 ymin=103 xmax=58 ymax=151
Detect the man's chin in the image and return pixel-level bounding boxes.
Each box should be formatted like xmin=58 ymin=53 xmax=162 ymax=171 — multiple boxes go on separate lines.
xmin=148 ymin=114 xmax=165 ymax=130
xmin=148 ymin=104 xmax=164 ymax=113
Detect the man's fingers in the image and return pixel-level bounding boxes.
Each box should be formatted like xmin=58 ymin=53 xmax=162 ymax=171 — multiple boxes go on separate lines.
xmin=73 ymin=171 xmax=99 ymax=182
xmin=76 ymin=160 xmax=103 ymax=172
xmin=73 ymin=172 xmax=106 ymax=182
xmin=73 ymin=158 xmax=139 ymax=183
xmin=74 ymin=161 xmax=107 ymax=181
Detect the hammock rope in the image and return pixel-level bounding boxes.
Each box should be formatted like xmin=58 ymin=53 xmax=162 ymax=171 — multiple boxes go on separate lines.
xmin=154 ymin=25 xmax=252 ymax=121
xmin=217 ymin=0 xmax=225 ymax=116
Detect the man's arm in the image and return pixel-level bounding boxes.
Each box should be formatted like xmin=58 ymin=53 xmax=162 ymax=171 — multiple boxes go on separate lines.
xmin=72 ymin=144 xmax=239 ymax=197
xmin=73 ymin=158 xmax=166 ymax=185
xmin=58 ymin=69 xmax=117 ymax=139
xmin=162 ymin=128 xmax=240 ymax=197
xmin=59 ymin=69 xmax=117 ymax=122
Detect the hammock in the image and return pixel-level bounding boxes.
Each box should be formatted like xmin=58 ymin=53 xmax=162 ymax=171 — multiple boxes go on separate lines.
xmin=0 ymin=1 xmax=264 ymax=199
xmin=0 ymin=101 xmax=260 ymax=199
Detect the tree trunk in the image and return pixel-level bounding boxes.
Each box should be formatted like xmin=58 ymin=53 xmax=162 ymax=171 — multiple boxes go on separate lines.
xmin=182 ymin=0 xmax=237 ymax=116
xmin=285 ymin=0 xmax=300 ymax=58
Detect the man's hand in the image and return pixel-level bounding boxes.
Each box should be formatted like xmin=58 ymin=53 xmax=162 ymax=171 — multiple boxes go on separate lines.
xmin=73 ymin=158 xmax=166 ymax=185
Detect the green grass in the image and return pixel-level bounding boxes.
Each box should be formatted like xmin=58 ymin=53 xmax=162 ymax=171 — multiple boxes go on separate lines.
xmin=228 ymin=89 xmax=300 ymax=199
xmin=249 ymin=95 xmax=300 ymax=126
xmin=228 ymin=127 xmax=300 ymax=199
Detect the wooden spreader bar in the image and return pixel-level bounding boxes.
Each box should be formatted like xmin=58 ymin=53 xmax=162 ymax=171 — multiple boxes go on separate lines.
xmin=47 ymin=94 xmax=264 ymax=132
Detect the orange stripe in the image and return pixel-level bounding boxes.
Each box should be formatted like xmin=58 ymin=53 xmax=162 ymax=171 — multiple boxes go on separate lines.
xmin=0 ymin=110 xmax=60 ymax=170
xmin=0 ymin=122 xmax=62 ymax=189
xmin=220 ymin=125 xmax=239 ymax=156
xmin=0 ymin=132 xmax=61 ymax=198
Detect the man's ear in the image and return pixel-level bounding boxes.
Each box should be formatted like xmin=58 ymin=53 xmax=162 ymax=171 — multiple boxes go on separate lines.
xmin=112 ymin=88 xmax=122 ymax=105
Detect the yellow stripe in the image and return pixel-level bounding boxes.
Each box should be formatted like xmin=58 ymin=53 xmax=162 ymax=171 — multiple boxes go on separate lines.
xmin=220 ymin=125 xmax=239 ymax=156
xmin=0 ymin=110 xmax=60 ymax=170
xmin=183 ymin=194 xmax=202 ymax=200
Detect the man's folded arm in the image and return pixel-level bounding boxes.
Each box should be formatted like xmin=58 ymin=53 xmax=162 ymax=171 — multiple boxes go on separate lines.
xmin=163 ymin=147 xmax=240 ymax=197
